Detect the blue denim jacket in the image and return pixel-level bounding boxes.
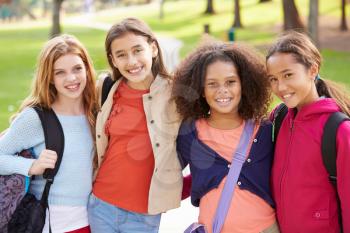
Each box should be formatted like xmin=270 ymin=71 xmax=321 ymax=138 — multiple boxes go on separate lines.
xmin=177 ymin=120 xmax=275 ymax=208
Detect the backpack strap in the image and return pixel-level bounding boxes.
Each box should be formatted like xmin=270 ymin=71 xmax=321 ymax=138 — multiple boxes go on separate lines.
xmin=321 ymin=111 xmax=349 ymax=233
xmin=272 ymin=103 xmax=288 ymax=142
xmin=33 ymin=107 xmax=64 ymax=233
xmin=33 ymin=107 xmax=65 ymax=181
xmin=32 ymin=107 xmax=64 ymax=208
xmin=321 ymin=112 xmax=350 ymax=185
xmin=101 ymin=74 xmax=115 ymax=107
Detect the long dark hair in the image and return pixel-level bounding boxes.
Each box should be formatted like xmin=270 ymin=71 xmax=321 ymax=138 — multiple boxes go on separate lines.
xmin=267 ymin=31 xmax=350 ymax=115
xmin=105 ymin=17 xmax=171 ymax=81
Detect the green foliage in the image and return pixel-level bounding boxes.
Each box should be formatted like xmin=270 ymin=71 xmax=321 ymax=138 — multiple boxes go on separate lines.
xmin=0 ymin=26 xmax=106 ymax=131
xmin=321 ymin=50 xmax=350 ymax=86
xmin=0 ymin=0 xmax=349 ymax=130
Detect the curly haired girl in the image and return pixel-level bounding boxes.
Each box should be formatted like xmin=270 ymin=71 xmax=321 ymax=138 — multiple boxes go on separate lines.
xmin=172 ymin=42 xmax=279 ymax=233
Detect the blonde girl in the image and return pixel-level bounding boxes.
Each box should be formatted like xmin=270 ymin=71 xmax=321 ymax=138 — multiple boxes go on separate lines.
xmin=0 ymin=34 xmax=97 ymax=233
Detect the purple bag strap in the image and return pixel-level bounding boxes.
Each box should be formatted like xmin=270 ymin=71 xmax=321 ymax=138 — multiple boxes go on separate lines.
xmin=212 ymin=120 xmax=255 ymax=233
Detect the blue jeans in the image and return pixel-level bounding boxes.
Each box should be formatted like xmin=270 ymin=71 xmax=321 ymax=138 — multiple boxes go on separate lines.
xmin=88 ymin=193 xmax=161 ymax=233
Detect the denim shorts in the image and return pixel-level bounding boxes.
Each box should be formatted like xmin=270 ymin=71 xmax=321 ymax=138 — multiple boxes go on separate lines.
xmin=87 ymin=193 xmax=161 ymax=233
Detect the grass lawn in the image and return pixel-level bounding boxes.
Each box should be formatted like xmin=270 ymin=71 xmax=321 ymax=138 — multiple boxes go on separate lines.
xmin=0 ymin=26 xmax=107 ymax=130
xmin=0 ymin=0 xmax=349 ymax=130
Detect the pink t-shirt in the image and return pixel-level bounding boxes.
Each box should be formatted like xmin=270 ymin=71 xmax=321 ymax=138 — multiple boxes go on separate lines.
xmin=196 ymin=119 xmax=276 ymax=233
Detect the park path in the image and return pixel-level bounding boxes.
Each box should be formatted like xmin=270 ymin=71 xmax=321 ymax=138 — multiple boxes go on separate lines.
xmin=65 ymin=12 xmax=183 ymax=72
xmin=65 ymin=10 xmax=199 ymax=233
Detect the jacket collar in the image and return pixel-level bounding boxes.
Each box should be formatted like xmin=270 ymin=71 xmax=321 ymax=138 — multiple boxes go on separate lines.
xmin=288 ymin=98 xmax=341 ymax=121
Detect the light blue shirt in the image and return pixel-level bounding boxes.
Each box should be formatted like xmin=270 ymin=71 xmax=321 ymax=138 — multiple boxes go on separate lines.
xmin=0 ymin=107 xmax=94 ymax=206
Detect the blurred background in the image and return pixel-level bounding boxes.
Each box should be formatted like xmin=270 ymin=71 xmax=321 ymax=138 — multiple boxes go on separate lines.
xmin=0 ymin=1 xmax=349 ymax=232
xmin=0 ymin=0 xmax=349 ymax=131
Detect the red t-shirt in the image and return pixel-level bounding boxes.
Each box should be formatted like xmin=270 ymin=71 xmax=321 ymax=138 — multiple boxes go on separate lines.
xmin=93 ymin=81 xmax=154 ymax=213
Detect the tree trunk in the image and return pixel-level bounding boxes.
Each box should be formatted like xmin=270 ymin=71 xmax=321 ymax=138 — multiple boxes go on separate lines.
xmin=308 ymin=0 xmax=319 ymax=47
xmin=233 ymin=0 xmax=242 ymax=28
xmin=204 ymin=0 xmax=215 ymax=14
xmin=259 ymin=0 xmax=271 ymax=3
xmin=22 ymin=7 xmax=37 ymax=20
xmin=159 ymin=0 xmax=165 ymax=19
xmin=18 ymin=2 xmax=37 ymax=20
xmin=340 ymin=0 xmax=348 ymax=31
xmin=42 ymin=0 xmax=49 ymax=17
xmin=282 ymin=0 xmax=304 ymax=30
xmin=50 ymin=0 xmax=64 ymax=38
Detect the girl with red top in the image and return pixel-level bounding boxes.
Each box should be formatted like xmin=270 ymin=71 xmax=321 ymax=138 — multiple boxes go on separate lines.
xmin=89 ymin=18 xmax=184 ymax=233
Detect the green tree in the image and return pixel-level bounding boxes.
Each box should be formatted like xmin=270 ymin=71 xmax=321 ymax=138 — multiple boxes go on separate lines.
xmin=204 ymin=0 xmax=215 ymax=14
xmin=308 ymin=0 xmax=319 ymax=47
xmin=159 ymin=0 xmax=165 ymax=19
xmin=50 ymin=0 xmax=64 ymax=38
xmin=233 ymin=0 xmax=242 ymax=28
xmin=282 ymin=0 xmax=304 ymax=30
xmin=42 ymin=0 xmax=49 ymax=17
xmin=340 ymin=0 xmax=348 ymax=31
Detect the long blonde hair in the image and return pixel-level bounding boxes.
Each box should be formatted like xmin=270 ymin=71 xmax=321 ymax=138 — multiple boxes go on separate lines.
xmin=15 ymin=34 xmax=97 ymax=133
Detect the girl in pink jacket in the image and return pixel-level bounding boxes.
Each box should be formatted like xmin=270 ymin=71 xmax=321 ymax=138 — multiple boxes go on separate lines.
xmin=266 ymin=31 xmax=350 ymax=233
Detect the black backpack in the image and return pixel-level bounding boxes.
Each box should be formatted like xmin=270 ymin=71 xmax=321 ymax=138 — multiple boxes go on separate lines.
xmin=0 ymin=107 xmax=64 ymax=233
xmin=101 ymin=74 xmax=115 ymax=107
xmin=272 ymin=103 xmax=349 ymax=232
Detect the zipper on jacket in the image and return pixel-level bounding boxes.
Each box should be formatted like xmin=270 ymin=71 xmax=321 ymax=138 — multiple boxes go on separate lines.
xmin=278 ymin=118 xmax=295 ymax=225
xmin=289 ymin=118 xmax=294 ymax=131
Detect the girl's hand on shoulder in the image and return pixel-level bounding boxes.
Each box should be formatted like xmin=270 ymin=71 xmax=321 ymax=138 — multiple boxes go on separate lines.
xmin=28 ymin=149 xmax=57 ymax=175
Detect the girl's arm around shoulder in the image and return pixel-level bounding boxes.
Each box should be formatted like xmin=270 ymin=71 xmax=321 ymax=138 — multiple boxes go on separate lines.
xmin=336 ymin=120 xmax=350 ymax=232
xmin=176 ymin=120 xmax=195 ymax=169
xmin=177 ymin=121 xmax=193 ymax=200
xmin=0 ymin=107 xmax=44 ymax=176
xmin=181 ymin=174 xmax=192 ymax=200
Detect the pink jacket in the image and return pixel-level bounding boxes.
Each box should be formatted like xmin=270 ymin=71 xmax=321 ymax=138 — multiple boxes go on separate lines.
xmin=271 ymin=98 xmax=350 ymax=233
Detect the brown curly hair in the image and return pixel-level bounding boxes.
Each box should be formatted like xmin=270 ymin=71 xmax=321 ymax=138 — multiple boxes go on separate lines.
xmin=172 ymin=42 xmax=271 ymax=121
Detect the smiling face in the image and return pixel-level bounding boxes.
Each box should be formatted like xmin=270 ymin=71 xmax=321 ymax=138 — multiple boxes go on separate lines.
xmin=267 ymin=52 xmax=319 ymax=110
xmin=110 ymin=32 xmax=158 ymax=90
xmin=53 ymin=53 xmax=87 ymax=104
xmin=204 ymin=60 xmax=241 ymax=120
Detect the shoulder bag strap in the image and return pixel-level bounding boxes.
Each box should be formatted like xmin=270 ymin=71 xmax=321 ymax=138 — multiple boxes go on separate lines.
xmin=212 ymin=120 xmax=255 ymax=233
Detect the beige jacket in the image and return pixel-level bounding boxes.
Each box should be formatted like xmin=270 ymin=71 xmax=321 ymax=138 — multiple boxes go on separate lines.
xmin=94 ymin=75 xmax=183 ymax=214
